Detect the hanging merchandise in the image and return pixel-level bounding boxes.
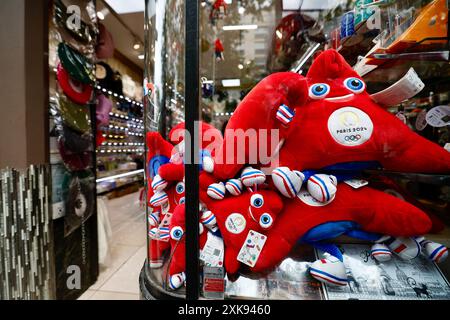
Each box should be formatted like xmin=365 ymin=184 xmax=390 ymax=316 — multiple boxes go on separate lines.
xmin=59 ymin=125 xmax=93 ymax=155
xmin=201 ymin=77 xmax=214 ymax=99
xmin=96 ymin=23 xmax=115 ymax=59
xmin=214 ymin=38 xmax=225 ymax=61
xmin=57 ymin=63 xmax=93 ymax=105
xmin=57 ymin=97 xmax=91 ymax=134
xmin=210 ymin=0 xmax=228 ymax=25
xmin=63 ymin=171 xmax=96 ymax=236
xmin=96 ymin=94 xmax=113 ymax=126
xmin=58 ymin=42 xmax=95 ymax=84
xmin=58 ymin=139 xmax=93 ymax=172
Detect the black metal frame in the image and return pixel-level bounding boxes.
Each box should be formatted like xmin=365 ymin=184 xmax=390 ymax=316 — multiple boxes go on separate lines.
xmin=184 ymin=0 xmax=200 ymax=300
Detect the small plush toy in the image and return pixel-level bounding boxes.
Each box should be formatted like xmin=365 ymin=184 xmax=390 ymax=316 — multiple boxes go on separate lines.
xmin=208 ymin=49 xmax=450 ymax=197
xmin=209 ymin=0 xmax=227 ymax=25
xmin=167 ymin=204 xmax=210 ymax=290
xmin=214 ymin=38 xmax=225 ymax=61
xmin=146 ymin=132 xmax=185 ymax=268
xmin=199 ymin=172 xmax=284 ymax=275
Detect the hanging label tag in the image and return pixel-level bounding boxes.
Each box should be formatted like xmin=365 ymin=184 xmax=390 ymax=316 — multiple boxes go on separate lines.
xmin=344 ymin=179 xmax=369 ymax=189
xmin=370 ymin=68 xmax=424 ymax=106
xmin=426 ymin=105 xmax=450 ymax=128
xmin=200 ymin=232 xmax=224 ymax=267
xmin=158 ymin=212 xmax=172 ymax=229
xmin=202 ymin=266 xmax=225 ymax=299
xmin=237 ymin=230 xmax=267 ymax=267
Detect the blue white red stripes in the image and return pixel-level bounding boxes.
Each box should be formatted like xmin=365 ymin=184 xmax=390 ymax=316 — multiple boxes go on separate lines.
xmin=371 ymin=249 xmax=392 ymax=256
xmin=151 ymin=175 xmax=167 ymax=191
xmin=272 ymin=168 xmax=299 ymax=198
xmin=150 ymin=192 xmax=169 ymax=207
xmin=241 ymin=170 xmax=265 ymax=187
xmin=201 ymin=211 xmax=216 ymax=226
xmin=276 ymin=104 xmax=295 ymax=126
xmin=207 ymin=184 xmax=225 ymax=199
xmin=429 ymin=245 xmax=448 ymax=263
xmin=148 ymin=213 xmax=159 ymax=227
xmin=309 ymin=175 xmax=330 ymax=202
xmin=225 ymin=179 xmax=243 ymax=195
xmin=309 ymin=268 xmax=348 ymax=286
xmin=159 ymin=227 xmax=170 ymax=240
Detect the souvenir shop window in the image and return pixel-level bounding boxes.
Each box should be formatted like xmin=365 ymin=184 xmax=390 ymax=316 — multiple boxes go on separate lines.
xmin=141 ymin=0 xmax=450 ymax=301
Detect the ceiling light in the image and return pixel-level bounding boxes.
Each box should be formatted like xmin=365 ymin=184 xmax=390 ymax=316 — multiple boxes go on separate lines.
xmin=224 ymin=0 xmax=233 ymax=3
xmin=238 ymin=64 xmax=244 ymax=69
xmin=138 ymin=54 xmax=145 ymax=60
xmin=223 ymin=24 xmax=258 ymax=31
xmin=238 ymin=7 xmax=245 ymax=14
xmin=105 ymin=0 xmax=145 ymax=14
xmin=133 ymin=41 xmax=141 ymax=50
xmin=222 ymin=79 xmax=241 ymax=87
xmin=97 ymin=11 xmax=105 ymax=20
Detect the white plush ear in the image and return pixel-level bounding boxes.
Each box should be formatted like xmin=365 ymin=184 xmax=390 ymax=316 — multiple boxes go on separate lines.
xmin=202 ymin=156 xmax=214 ymax=173
xmin=151 ymin=174 xmax=168 ymax=191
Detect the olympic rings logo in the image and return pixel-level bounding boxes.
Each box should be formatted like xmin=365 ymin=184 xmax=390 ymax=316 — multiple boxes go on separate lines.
xmin=344 ymin=134 xmax=361 ymax=142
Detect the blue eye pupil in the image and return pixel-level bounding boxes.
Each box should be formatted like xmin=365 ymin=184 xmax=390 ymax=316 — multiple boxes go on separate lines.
xmin=315 ymin=85 xmax=325 ymax=93
xmin=255 ymin=199 xmax=262 ymax=206
xmin=347 ymin=78 xmax=363 ymax=90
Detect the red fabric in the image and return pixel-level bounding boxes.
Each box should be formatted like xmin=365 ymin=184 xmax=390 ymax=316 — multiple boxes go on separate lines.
xmin=212 ymin=49 xmax=450 ymax=180
xmin=56 ymin=63 xmax=93 ymax=105
xmin=215 ymin=39 xmax=224 ymax=53
xmin=168 ymin=204 xmax=208 ymax=276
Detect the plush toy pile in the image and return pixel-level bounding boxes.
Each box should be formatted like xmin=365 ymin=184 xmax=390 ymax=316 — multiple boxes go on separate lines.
xmin=146 ymin=49 xmax=449 ymax=290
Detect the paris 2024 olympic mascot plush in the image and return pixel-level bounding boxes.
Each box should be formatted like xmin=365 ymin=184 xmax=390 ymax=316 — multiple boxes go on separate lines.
xmin=202 ymin=49 xmax=449 ymax=286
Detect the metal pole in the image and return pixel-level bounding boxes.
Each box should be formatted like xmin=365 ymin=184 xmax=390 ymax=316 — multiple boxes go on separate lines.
xmin=185 ymin=0 xmax=200 ymax=300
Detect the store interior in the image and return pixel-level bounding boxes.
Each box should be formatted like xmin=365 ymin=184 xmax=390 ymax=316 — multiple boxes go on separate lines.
xmin=0 ymin=0 xmax=449 ymax=301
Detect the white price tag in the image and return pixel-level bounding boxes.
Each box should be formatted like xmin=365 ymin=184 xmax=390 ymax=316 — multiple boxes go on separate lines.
xmin=237 ymin=230 xmax=267 ymax=267
xmin=370 ymin=68 xmax=425 ymax=106
xmin=200 ymin=232 xmax=224 ymax=267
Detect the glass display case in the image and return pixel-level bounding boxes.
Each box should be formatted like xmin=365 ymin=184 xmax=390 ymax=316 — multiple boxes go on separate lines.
xmin=140 ymin=0 xmax=450 ymax=300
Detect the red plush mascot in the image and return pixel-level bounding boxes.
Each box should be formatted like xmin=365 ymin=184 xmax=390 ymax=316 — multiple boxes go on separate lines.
xmin=209 ymin=49 xmax=450 ymax=188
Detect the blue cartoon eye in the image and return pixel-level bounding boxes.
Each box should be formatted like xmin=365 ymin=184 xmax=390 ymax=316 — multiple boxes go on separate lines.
xmin=176 ymin=182 xmax=185 ymax=194
xmin=344 ymin=77 xmax=365 ymax=93
xmin=309 ymin=83 xmax=330 ymax=99
xmin=170 ymin=226 xmax=184 ymax=240
xmin=179 ymin=197 xmax=185 ymax=204
xmin=250 ymin=194 xmax=264 ymax=208
xmin=259 ymin=213 xmax=273 ymax=229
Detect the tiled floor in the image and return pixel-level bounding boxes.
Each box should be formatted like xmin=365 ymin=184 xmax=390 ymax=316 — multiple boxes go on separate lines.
xmin=78 ymin=191 xmax=146 ymax=300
